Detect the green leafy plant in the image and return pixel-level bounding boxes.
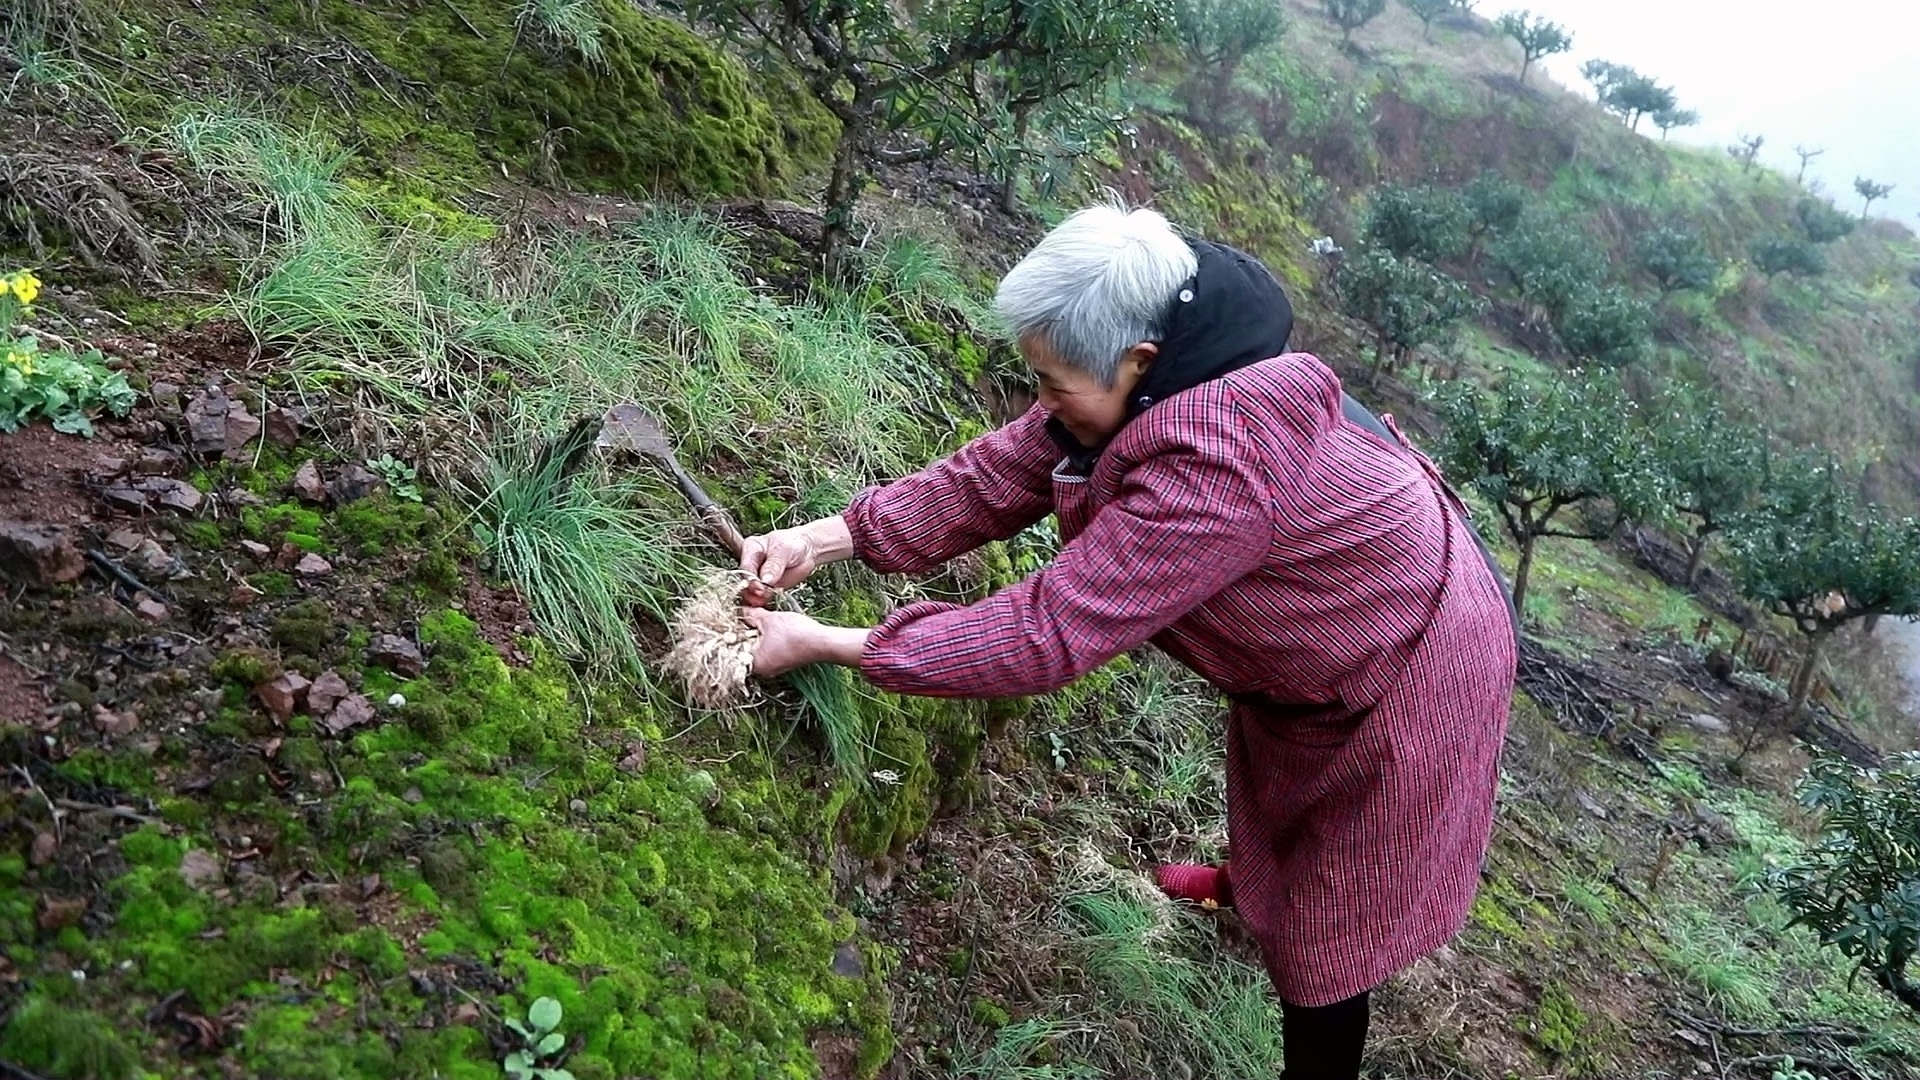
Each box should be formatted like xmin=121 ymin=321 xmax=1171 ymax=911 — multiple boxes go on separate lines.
xmin=367 ymin=453 xmax=423 ymax=502
xmin=1636 ymin=226 xmax=1717 ymax=296
xmin=504 ymin=996 xmax=576 ymax=1080
xmin=1334 ymin=247 xmax=1481 ymax=378
xmin=1773 ymin=753 xmax=1920 ymax=1014
xmin=1646 ymin=391 xmax=1768 ymax=586
xmin=1721 ymin=452 xmax=1920 ymax=716
xmin=1360 ymin=184 xmax=1471 ymax=264
xmin=1434 ymin=369 xmax=1666 ymax=612
xmin=0 ymin=270 xmax=137 ymax=436
xmin=1551 ymin=284 xmax=1651 ymax=368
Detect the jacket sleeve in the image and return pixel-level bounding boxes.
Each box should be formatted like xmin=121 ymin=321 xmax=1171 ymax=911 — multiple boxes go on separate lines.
xmin=841 ymin=404 xmax=1059 ymax=575
xmin=859 ymin=396 xmax=1273 ymax=697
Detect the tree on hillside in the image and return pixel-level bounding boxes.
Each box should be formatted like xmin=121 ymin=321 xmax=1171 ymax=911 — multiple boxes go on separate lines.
xmin=1552 ymin=285 xmax=1651 ymax=368
xmin=1335 ymin=247 xmax=1482 ymax=378
xmin=1751 ymin=236 xmax=1826 ymax=279
xmin=1461 ymin=172 xmax=1526 ymax=268
xmin=1775 ymin=753 xmax=1920 ymax=1015
xmin=1723 ymin=452 xmax=1920 ymax=717
xmin=686 ymin=0 xmax=1170 ymax=276
xmin=1636 ymin=226 xmax=1715 ymax=296
xmin=1647 ymin=394 xmax=1768 ymax=586
xmin=1796 ymin=196 xmax=1857 ymax=244
xmin=1793 ymin=144 xmax=1825 ymax=184
xmin=1489 ymin=213 xmax=1607 ymax=321
xmin=1434 ymin=369 xmax=1665 ymax=612
xmin=1728 ymin=134 xmax=1764 ymax=174
xmin=1172 ymin=0 xmax=1288 ymax=133
xmin=1401 ymin=0 xmax=1462 ymax=41
xmin=1579 ymin=60 xmax=1675 ymax=132
xmin=1650 ymin=106 xmax=1697 ymax=140
xmin=1324 ymin=0 xmax=1388 ymax=46
xmin=1361 ymin=184 xmax=1470 ymax=263
xmin=1855 ymin=177 xmax=1895 ymax=219
xmin=1495 ymin=11 xmax=1571 ymax=85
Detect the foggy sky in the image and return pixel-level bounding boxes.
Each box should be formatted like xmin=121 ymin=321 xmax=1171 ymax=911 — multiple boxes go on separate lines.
xmin=1499 ymin=0 xmax=1920 ymax=226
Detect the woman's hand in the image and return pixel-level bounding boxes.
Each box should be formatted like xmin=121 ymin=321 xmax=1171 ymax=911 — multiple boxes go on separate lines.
xmin=739 ymin=516 xmax=856 ymax=606
xmin=742 ymin=607 xmax=872 ymax=677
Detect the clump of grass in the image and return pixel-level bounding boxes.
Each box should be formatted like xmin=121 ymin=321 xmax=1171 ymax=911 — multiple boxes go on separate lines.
xmin=1056 ymin=842 xmax=1284 ymax=1078
xmin=515 ymin=0 xmax=606 ymax=66
xmin=465 ymin=422 xmax=687 ymax=675
xmin=1657 ymin=903 xmax=1779 ymax=1023
xmin=953 ymin=1018 xmax=1099 ymax=1080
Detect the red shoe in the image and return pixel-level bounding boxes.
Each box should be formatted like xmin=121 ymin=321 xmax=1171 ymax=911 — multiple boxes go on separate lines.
xmin=1156 ymin=862 xmax=1233 ymax=909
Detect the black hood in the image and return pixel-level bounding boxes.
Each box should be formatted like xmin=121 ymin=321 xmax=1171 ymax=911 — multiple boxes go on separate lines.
xmin=1047 ymin=238 xmax=1294 ymax=471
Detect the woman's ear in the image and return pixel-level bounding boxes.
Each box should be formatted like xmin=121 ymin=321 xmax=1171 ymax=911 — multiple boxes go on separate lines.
xmin=1122 ymin=341 xmax=1159 ymax=380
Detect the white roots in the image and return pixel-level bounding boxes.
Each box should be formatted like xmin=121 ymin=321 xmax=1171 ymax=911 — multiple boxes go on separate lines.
xmin=662 ymin=568 xmax=762 ymax=710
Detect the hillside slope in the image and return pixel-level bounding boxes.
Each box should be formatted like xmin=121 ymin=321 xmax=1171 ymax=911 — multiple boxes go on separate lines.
xmin=1 ymin=2 xmax=1918 ymax=1079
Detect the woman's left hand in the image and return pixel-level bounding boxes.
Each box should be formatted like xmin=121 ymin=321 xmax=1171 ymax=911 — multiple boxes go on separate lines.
xmin=742 ymin=608 xmax=873 ymax=677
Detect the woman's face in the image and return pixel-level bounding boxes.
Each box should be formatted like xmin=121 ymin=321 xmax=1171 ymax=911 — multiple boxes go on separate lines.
xmin=1023 ymin=335 xmax=1157 ymax=447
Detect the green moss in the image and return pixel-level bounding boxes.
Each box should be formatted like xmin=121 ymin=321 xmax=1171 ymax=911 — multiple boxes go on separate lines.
xmin=243 ymin=503 xmax=326 ymax=544
xmin=249 ymin=571 xmax=297 ymax=598
xmin=211 ymin=645 xmax=278 ymax=688
xmin=152 ymin=0 xmax=834 ymax=198
xmin=271 ymin=599 xmax=337 ymax=655
xmin=0 ymin=998 xmax=139 ymax=1080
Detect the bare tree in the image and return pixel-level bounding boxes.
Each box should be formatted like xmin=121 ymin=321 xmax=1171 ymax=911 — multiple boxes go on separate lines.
xmin=1793 ymin=145 xmax=1824 ymax=185
xmin=1728 ymin=134 xmax=1764 ymax=175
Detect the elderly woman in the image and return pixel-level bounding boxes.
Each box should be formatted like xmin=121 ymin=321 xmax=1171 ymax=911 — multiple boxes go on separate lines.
xmin=741 ymin=203 xmax=1518 ymax=1079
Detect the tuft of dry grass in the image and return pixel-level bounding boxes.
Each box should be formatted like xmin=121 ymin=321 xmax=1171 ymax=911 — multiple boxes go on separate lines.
xmin=661 ymin=567 xmax=762 ymax=710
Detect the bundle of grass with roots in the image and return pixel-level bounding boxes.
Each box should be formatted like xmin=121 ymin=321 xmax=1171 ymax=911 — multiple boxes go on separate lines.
xmin=662 ymin=567 xmax=763 ymax=710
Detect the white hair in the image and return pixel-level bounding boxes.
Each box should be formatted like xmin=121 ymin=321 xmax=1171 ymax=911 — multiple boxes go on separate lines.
xmin=993 ymin=202 xmax=1198 ymax=387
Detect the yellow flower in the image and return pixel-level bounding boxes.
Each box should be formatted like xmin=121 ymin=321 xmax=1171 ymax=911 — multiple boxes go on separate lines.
xmin=6 ymin=350 xmax=33 ymax=377
xmin=0 ymin=277 xmax=10 ymax=300
xmin=9 ymin=272 xmax=40 ymax=305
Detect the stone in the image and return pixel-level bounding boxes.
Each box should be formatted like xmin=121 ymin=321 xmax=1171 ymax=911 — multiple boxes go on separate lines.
xmin=366 ymin=634 xmax=424 ymax=678
xmin=1678 ymin=712 xmax=1730 ymax=735
xmin=133 ymin=595 xmax=169 ymax=623
xmin=294 ymin=553 xmax=332 ymax=576
xmin=256 ymin=671 xmax=311 ymax=723
xmin=136 ymin=477 xmax=203 ymax=513
xmin=328 ymin=463 xmax=381 ymax=504
xmin=178 ymin=849 xmax=224 ymax=890
xmin=185 ymin=385 xmax=231 ymax=455
xmin=568 ymin=798 xmax=588 ymax=815
xmin=264 ymin=406 xmax=309 ymax=447
xmin=148 ymin=381 xmax=182 ymax=417
xmin=105 ymin=527 xmax=144 ymax=551
xmin=91 ymin=705 xmax=140 ymax=736
xmin=0 ymin=521 xmax=85 ymax=586
xmin=222 ymin=398 xmax=262 ymax=452
xmin=37 ymin=896 xmax=86 ymax=931
xmin=617 ymin=741 xmax=647 ymax=774
xmin=127 ymin=538 xmax=172 ymax=576
xmin=319 ymin=693 xmax=377 ymax=735
xmin=30 ymin=831 xmax=58 ymax=867
xmin=402 ymin=786 xmax=424 ymax=805
xmin=133 ymin=447 xmax=181 ymax=476
xmin=831 ymin=941 xmax=865 ymax=978
xmin=292 ymin=460 xmax=327 ymax=504
xmin=239 ymin=540 xmax=271 ymax=558
xmin=101 ymin=485 xmax=149 ymax=512
xmin=307 ymin=670 xmax=351 ymax=716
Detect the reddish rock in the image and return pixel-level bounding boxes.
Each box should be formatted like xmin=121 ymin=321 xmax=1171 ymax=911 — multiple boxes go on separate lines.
xmin=133 ymin=595 xmax=169 ymax=623
xmin=0 ymin=521 xmax=85 ymax=586
xmin=36 ymin=896 xmax=86 ymax=931
xmin=265 ymin=406 xmax=309 ymax=447
xmin=239 ymin=540 xmax=271 ymax=558
xmin=294 ymin=553 xmax=332 ymax=576
xmin=135 ymin=477 xmax=203 ymax=512
xmin=319 ymin=693 xmax=377 ymax=736
xmin=29 ymin=831 xmax=58 ymax=867
xmin=185 ymin=385 xmax=231 ymax=455
xmin=366 ymin=634 xmax=424 ymax=677
xmin=307 ymin=670 xmax=352 ymax=715
xmin=292 ymin=460 xmax=327 ymax=504
xmin=256 ymin=671 xmax=311 ymax=722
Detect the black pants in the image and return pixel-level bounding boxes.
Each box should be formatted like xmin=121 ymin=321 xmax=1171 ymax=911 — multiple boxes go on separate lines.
xmin=1278 ymin=990 xmax=1370 ymax=1080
